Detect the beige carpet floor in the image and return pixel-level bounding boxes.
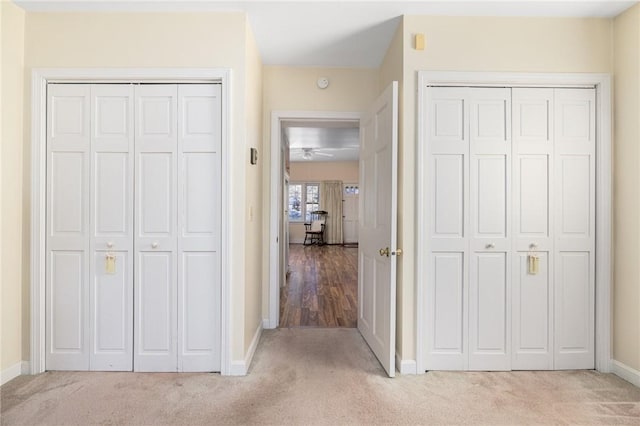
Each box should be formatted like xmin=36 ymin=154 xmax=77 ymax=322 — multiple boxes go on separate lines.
xmin=2 ymin=328 xmax=639 ymax=425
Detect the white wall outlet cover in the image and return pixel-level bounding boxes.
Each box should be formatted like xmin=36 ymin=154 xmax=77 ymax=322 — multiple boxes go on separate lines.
xmin=317 ymin=77 xmax=329 ymax=89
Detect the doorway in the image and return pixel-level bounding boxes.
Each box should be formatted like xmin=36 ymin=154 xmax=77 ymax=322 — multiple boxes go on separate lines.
xmin=278 ymin=119 xmax=360 ymax=327
xmin=269 ymin=82 xmax=399 ymax=377
xmin=268 ymin=111 xmax=362 ymax=329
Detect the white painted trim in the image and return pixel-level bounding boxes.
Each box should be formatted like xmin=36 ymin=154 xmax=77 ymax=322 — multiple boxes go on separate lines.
xmin=415 ymin=71 xmax=612 ymax=374
xmin=29 ymin=68 xmax=233 ymax=375
xmin=395 ymin=352 xmax=417 ymax=375
xmin=1 ymin=362 xmax=27 ymax=385
xmin=0 ymin=361 xmax=27 ymax=386
xmin=228 ymin=321 xmax=263 ymax=376
xmin=611 ymin=360 xmax=640 ymax=387
xmin=268 ymin=111 xmax=362 ymax=329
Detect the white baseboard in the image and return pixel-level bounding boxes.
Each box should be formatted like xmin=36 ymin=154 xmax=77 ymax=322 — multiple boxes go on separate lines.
xmin=1 ymin=361 xmax=29 ymax=386
xmin=611 ymin=359 xmax=640 ymax=387
xmin=395 ymin=352 xmax=417 ymax=375
xmin=228 ymin=321 xmax=263 ymax=376
xmin=262 ymin=318 xmax=272 ymax=329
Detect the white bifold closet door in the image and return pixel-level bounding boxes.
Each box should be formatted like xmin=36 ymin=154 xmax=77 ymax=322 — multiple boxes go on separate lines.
xmin=46 ymin=83 xmax=221 ymax=372
xmin=425 ymin=86 xmax=595 ymax=371
xmin=134 ymin=84 xmax=222 ymax=372
xmin=46 ymin=84 xmax=134 ymax=371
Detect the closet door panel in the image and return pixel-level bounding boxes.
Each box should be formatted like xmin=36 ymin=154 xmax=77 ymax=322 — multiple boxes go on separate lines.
xmin=512 ymin=88 xmax=554 ymax=370
xmin=90 ymin=84 xmax=134 ymax=371
xmin=468 ymin=88 xmax=511 ymax=371
xmin=134 ymin=85 xmax=178 ymax=372
xmin=554 ymin=89 xmax=595 ymax=369
xmin=177 ymin=84 xmax=222 ymax=372
xmin=46 ymin=84 xmax=91 ymax=371
xmin=425 ymin=87 xmax=469 ymax=370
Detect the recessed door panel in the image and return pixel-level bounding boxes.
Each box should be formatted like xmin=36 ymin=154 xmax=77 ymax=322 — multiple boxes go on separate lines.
xmin=517 ymin=156 xmax=549 ymax=236
xmin=46 ymin=251 xmax=89 ymax=370
xmin=139 ymin=153 xmax=173 ymax=236
xmin=475 ymin=155 xmax=507 ymax=237
xmin=469 ymin=252 xmax=509 ymax=370
xmin=180 ymin=253 xmax=220 ymax=352
xmin=179 ymin=84 xmax=222 ymax=152
xmin=94 ymin=153 xmax=128 ymax=236
xmin=136 ymin=252 xmax=176 ymax=371
xmin=50 ymin=153 xmax=85 ymax=236
xmin=433 ymin=155 xmax=464 ymax=238
xmin=472 ymin=100 xmax=508 ymax=142
xmin=432 ymin=253 xmax=464 ymax=352
xmin=512 ymin=252 xmax=551 ymax=370
xmin=555 ymin=252 xmax=593 ymax=369
xmin=183 ymin=154 xmax=218 ymax=238
xmin=559 ymin=156 xmax=591 ymax=237
xmin=432 ymin=99 xmax=465 ymax=142
xmin=49 ymin=251 xmax=85 ymax=352
xmin=91 ymin=251 xmax=132 ymax=370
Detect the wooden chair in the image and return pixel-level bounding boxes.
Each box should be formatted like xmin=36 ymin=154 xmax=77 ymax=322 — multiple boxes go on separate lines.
xmin=303 ymin=210 xmax=327 ymax=245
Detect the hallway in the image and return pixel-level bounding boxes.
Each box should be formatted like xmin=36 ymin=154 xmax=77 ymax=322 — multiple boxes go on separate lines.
xmin=280 ymin=244 xmax=357 ymax=327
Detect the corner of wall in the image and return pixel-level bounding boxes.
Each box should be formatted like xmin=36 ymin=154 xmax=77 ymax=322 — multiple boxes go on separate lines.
xmin=1 ymin=0 xmax=26 ymax=373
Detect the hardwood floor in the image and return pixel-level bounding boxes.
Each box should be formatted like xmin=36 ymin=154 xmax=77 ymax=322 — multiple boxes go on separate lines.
xmin=280 ymin=244 xmax=358 ymax=328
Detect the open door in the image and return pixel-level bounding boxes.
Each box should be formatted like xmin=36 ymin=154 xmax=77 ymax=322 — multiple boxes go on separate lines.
xmin=358 ymin=82 xmax=399 ymax=377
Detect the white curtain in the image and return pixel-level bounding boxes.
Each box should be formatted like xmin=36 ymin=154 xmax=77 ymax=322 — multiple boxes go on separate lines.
xmin=320 ymin=180 xmax=343 ymax=244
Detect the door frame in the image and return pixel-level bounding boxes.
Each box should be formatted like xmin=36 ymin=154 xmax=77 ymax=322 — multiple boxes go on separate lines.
xmin=415 ymin=71 xmax=612 ymax=374
xmin=268 ymin=110 xmax=361 ymax=328
xmin=30 ymin=68 xmax=232 ymax=374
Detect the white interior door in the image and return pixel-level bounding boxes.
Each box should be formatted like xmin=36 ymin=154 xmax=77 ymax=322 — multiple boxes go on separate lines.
xmin=134 ymin=84 xmax=179 ymax=372
xmin=89 ymin=84 xmax=134 ymax=371
xmin=46 ymin=84 xmax=91 ymax=370
xmin=358 ymin=81 xmax=398 ymax=377
xmin=343 ymin=184 xmax=359 ymax=243
xmin=177 ymin=84 xmax=222 ymax=372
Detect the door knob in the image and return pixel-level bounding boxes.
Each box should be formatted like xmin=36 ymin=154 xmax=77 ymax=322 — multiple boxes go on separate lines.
xmin=151 ymin=242 xmax=159 ymax=249
xmin=392 ymin=249 xmax=403 ymax=256
xmin=486 ymin=243 xmax=495 ymax=249
xmin=107 ymin=242 xmax=114 ymax=248
xmin=379 ymin=247 xmax=390 ymax=257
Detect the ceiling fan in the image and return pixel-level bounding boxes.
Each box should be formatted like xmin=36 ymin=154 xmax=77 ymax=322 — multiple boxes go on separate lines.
xmin=293 ymin=148 xmax=334 ymax=160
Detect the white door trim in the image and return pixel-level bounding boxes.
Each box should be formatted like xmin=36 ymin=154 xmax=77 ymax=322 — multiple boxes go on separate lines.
xmin=415 ymin=71 xmax=612 ymax=374
xmin=30 ymin=68 xmax=232 ymax=375
xmin=268 ymin=110 xmax=361 ymax=328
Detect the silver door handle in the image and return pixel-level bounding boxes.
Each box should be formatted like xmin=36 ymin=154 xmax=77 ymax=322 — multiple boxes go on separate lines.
xmin=151 ymin=242 xmax=159 ymax=249
xmin=486 ymin=243 xmax=495 ymax=249
xmin=107 ymin=242 xmax=114 ymax=248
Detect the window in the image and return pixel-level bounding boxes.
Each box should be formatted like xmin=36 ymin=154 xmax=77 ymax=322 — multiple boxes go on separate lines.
xmin=288 ymin=182 xmax=320 ymax=222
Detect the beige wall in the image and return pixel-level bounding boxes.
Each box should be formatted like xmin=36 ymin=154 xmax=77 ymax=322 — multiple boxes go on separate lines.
xmin=397 ymin=16 xmax=614 ymax=362
xmin=288 ymin=161 xmax=359 ymax=243
xmin=261 ymin=66 xmax=378 ymax=320
xmin=22 ymin=11 xmax=256 ymax=365
xmin=244 ymin=23 xmax=264 ymax=353
xmin=613 ymin=4 xmax=640 ymax=371
xmin=1 ymin=1 xmax=25 ymax=373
